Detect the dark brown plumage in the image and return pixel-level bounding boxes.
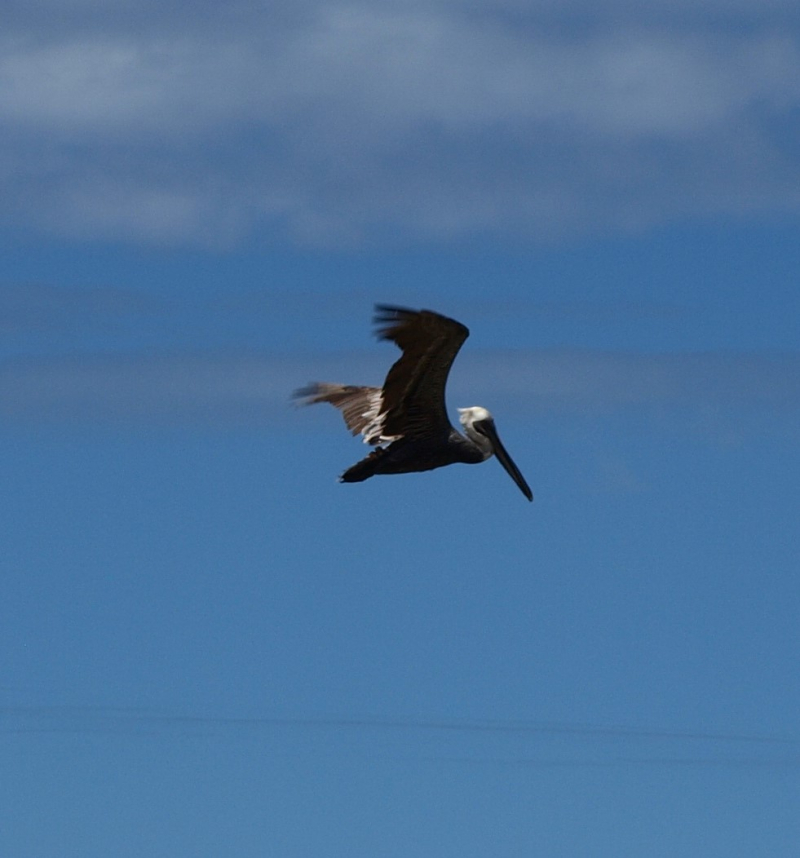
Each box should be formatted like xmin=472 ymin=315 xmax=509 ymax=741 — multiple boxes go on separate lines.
xmin=374 ymin=305 xmax=469 ymax=441
xmin=294 ymin=304 xmax=532 ymax=500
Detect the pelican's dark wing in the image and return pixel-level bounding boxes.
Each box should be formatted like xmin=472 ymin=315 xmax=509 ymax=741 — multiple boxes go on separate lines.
xmin=293 ymin=383 xmax=394 ymax=445
xmin=373 ymin=305 xmax=469 ymax=440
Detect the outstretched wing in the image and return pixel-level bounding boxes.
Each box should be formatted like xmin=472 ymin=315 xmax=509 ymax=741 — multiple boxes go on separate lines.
xmin=373 ymin=305 xmax=469 ymax=440
xmin=293 ymin=383 xmax=398 ymax=445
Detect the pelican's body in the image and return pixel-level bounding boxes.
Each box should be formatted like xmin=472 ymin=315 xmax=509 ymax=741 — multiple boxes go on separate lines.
xmin=294 ymin=305 xmax=533 ymax=501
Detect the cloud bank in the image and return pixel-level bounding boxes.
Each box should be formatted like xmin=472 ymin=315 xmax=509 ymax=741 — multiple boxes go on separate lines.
xmin=2 ymin=1 xmax=799 ymax=246
xmin=1 ymin=349 xmax=797 ymax=442
xmin=1 ymin=285 xmax=796 ymax=437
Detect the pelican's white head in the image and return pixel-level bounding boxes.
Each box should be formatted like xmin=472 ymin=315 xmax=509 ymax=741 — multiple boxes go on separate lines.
xmin=457 ymin=406 xmax=533 ymax=501
xmin=458 ymin=406 xmax=492 ymax=427
xmin=457 ymin=406 xmax=494 ymax=456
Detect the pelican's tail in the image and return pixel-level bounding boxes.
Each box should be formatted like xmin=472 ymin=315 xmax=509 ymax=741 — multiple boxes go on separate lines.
xmin=339 ymin=448 xmax=387 ymax=483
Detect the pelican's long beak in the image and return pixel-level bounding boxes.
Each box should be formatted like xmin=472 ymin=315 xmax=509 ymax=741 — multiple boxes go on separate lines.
xmin=483 ymin=422 xmax=533 ymax=502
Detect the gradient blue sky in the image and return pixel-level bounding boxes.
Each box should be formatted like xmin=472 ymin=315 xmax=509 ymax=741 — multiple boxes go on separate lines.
xmin=2 ymin=2 xmax=800 ymax=856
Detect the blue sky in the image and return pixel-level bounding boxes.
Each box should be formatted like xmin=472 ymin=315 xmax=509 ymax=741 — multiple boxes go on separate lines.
xmin=2 ymin=2 xmax=800 ymax=856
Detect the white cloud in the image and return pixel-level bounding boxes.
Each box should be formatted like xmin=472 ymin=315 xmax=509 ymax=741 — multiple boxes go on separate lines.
xmin=1 ymin=3 xmax=799 ymax=246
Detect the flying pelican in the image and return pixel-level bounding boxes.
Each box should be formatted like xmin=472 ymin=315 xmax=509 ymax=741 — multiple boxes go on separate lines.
xmin=294 ymin=305 xmax=533 ymax=501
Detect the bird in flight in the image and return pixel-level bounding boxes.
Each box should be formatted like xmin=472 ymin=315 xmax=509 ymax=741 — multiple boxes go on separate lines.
xmin=294 ymin=304 xmax=533 ymax=501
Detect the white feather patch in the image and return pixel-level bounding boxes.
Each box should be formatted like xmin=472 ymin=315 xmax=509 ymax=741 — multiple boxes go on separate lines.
xmin=361 ymin=391 xmax=402 ymax=444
